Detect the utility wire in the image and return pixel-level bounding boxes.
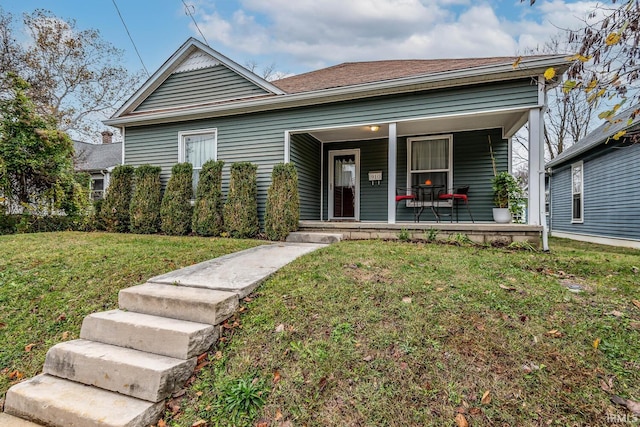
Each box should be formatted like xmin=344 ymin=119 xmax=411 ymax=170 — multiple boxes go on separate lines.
xmin=182 ymin=1 xmax=209 ymax=46
xmin=112 ymin=0 xmax=150 ymax=77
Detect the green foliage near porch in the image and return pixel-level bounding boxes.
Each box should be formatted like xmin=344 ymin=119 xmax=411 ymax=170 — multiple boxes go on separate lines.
xmin=264 ymin=163 xmax=300 ymax=241
xmin=160 ymin=163 xmax=193 ymax=236
xmin=130 ymin=165 xmax=162 ymax=234
xmin=192 ymin=160 xmax=225 ymax=237
xmin=223 ymin=162 xmax=259 ymax=238
xmin=101 ymin=165 xmax=134 ymax=233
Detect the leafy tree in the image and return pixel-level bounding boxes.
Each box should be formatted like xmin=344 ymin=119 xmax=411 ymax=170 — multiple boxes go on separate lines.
xmin=192 ymin=160 xmax=225 ymax=237
xmin=527 ymin=0 xmax=640 ymax=140
xmin=0 ymin=74 xmax=78 ymax=215
xmin=160 ymin=163 xmax=193 ymax=236
xmin=0 ymin=8 xmax=143 ymax=141
xmin=101 ymin=165 xmax=134 ymax=233
xmin=130 ymin=165 xmax=162 ymax=234
xmin=264 ymin=163 xmax=299 ymax=241
xmin=223 ymin=162 xmax=259 ymax=238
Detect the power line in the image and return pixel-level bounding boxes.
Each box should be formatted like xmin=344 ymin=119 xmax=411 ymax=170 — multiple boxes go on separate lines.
xmin=182 ymin=1 xmax=209 ymax=46
xmin=112 ymin=0 xmax=149 ymax=77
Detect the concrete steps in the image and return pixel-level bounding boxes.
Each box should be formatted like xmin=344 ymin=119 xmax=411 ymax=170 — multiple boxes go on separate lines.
xmin=286 ymin=231 xmax=343 ymax=244
xmin=119 ymin=283 xmax=238 ymax=325
xmin=80 ymin=309 xmax=216 ymax=359
xmin=4 ymin=374 xmax=164 ymax=427
xmin=43 ymin=339 xmax=196 ymax=402
xmin=0 ymin=413 xmax=43 ymax=426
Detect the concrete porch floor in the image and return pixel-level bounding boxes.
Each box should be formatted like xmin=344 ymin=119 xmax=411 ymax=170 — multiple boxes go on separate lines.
xmin=299 ymin=220 xmax=542 ymax=246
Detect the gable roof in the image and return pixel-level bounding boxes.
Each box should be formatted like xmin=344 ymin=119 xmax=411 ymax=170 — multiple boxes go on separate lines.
xmin=112 ymin=38 xmax=285 ymax=118
xmin=105 ymin=41 xmax=569 ymax=127
xmin=546 ymin=105 xmax=640 ymax=168
xmin=272 ymin=56 xmax=548 ymax=94
xmin=74 ymin=141 xmax=122 ymax=172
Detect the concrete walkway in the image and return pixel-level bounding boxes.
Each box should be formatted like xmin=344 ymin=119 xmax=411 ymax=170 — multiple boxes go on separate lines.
xmin=2 ymin=242 xmax=327 ymax=427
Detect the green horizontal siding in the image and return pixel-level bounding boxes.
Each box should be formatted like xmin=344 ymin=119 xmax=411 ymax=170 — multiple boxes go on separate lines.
xmin=125 ymin=79 xmax=534 ymax=222
xmin=290 ymin=134 xmax=321 ymax=220
xmin=136 ymin=66 xmax=269 ymax=112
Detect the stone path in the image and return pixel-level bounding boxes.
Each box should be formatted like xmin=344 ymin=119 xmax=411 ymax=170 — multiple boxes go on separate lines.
xmin=1 ymin=242 xmax=327 ymax=427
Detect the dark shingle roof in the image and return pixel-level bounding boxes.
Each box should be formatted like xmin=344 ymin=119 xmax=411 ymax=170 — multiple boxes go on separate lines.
xmin=271 ymin=56 xmax=549 ymax=94
xmin=74 ymin=141 xmax=122 ymax=172
xmin=546 ymin=105 xmax=640 ymax=168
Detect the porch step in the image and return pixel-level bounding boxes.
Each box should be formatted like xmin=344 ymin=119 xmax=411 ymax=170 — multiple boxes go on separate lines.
xmin=286 ymin=232 xmax=343 ymax=244
xmin=80 ymin=309 xmax=217 ymax=359
xmin=43 ymin=339 xmax=196 ymax=402
xmin=0 ymin=413 xmax=43 ymax=426
xmin=119 ymin=283 xmax=238 ymax=325
xmin=4 ymin=374 xmax=164 ymax=427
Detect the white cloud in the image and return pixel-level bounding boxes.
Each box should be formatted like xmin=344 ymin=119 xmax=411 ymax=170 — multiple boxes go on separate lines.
xmin=192 ymin=0 xmax=602 ymax=73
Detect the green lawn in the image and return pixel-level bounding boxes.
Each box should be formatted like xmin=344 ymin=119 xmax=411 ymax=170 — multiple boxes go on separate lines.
xmin=1 ymin=233 xmax=639 ymax=426
xmin=0 ymin=232 xmax=263 ymax=397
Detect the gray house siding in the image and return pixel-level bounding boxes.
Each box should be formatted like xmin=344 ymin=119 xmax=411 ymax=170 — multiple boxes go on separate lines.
xmin=550 ymin=140 xmax=640 ymax=240
xmin=135 ymin=66 xmax=270 ymax=112
xmin=125 ymin=79 xmax=535 ymax=222
xmin=290 ymin=133 xmax=322 ymax=220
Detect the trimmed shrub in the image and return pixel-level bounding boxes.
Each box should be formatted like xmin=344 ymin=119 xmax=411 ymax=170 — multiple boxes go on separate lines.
xmin=264 ymin=163 xmax=300 ymax=241
xmin=88 ymin=199 xmax=106 ymax=231
xmin=192 ymin=160 xmax=225 ymax=236
xmin=223 ymin=162 xmax=259 ymax=238
xmin=160 ymin=163 xmax=193 ymax=235
xmin=130 ymin=165 xmax=162 ymax=234
xmin=101 ymin=165 xmax=134 ymax=232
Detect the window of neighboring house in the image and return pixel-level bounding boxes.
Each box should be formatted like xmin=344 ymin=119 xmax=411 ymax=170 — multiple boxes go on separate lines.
xmin=407 ymin=135 xmax=453 ymax=204
xmin=571 ymin=161 xmax=583 ymax=223
xmin=178 ymin=129 xmax=218 ymax=194
xmin=92 ymin=178 xmax=104 ymax=201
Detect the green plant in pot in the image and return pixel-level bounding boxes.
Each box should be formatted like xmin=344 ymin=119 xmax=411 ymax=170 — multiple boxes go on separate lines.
xmin=492 ymin=171 xmax=524 ymax=223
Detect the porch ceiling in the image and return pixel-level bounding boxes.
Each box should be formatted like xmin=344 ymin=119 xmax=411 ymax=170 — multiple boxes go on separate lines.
xmin=307 ymin=108 xmax=529 ymax=143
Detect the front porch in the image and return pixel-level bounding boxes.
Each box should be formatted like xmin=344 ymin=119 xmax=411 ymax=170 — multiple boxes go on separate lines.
xmin=299 ymin=220 xmax=542 ymax=246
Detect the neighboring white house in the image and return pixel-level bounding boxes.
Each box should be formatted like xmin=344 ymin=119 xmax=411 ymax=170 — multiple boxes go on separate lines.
xmin=74 ymin=131 xmax=122 ymax=200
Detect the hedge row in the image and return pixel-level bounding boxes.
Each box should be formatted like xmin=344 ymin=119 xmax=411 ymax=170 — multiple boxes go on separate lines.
xmin=2 ymin=162 xmax=300 ymax=240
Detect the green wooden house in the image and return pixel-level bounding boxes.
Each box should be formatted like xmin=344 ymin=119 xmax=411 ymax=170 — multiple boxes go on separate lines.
xmin=105 ymin=38 xmax=567 ymax=246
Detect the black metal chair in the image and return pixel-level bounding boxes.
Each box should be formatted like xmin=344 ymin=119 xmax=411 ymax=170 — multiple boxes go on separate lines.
xmin=437 ymin=185 xmax=474 ymax=223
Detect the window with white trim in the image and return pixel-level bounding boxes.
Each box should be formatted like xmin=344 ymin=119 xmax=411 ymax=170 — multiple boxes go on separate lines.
xmin=571 ymin=161 xmax=583 ymax=223
xmin=178 ymin=128 xmax=217 ymax=193
xmin=407 ymin=135 xmax=453 ymax=202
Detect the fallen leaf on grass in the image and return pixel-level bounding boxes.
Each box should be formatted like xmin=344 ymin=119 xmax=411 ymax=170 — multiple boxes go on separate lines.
xmin=157 ymin=420 xmax=167 ymax=427
xmin=255 ymin=422 xmax=268 ymax=427
xmin=62 ymin=331 xmax=70 ymax=340
xmin=611 ymin=395 xmax=640 ymax=415
xmin=546 ymin=329 xmax=563 ymax=338
xmin=55 ymin=313 xmax=66 ymax=322
xmin=402 ymin=297 xmax=412 ymax=304
xmin=600 ymin=377 xmax=614 ymax=392
xmin=191 ymin=421 xmax=207 ymax=427
xmin=606 ymin=310 xmax=624 ymax=317
xmin=8 ymin=370 xmax=24 ymax=380
xmin=0 ymin=322 xmax=6 ymax=329
xmin=593 ymin=338 xmax=601 ymax=349
xmin=195 ymin=391 xmax=203 ymax=397
xmin=275 ymin=409 xmax=284 ymax=421
xmin=632 ymin=300 xmax=640 ymax=310
xmin=481 ymin=390 xmax=491 ymax=405
xmin=275 ymin=324 xmax=285 ymax=333
xmin=24 ymin=343 xmax=35 ymax=352
xmin=499 ymin=284 xmax=516 ymax=291
xmin=455 ymin=413 xmax=469 ymax=427
xmin=273 ymin=370 xmax=281 ymax=384
xmin=469 ymin=408 xmax=482 ymax=415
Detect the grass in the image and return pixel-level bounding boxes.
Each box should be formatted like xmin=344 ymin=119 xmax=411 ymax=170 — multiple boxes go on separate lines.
xmin=167 ymin=238 xmax=640 ymax=427
xmin=1 ymin=233 xmax=639 ymax=426
xmin=0 ymin=231 xmax=263 ymax=398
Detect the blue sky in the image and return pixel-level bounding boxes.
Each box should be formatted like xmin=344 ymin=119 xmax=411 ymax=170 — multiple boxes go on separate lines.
xmin=3 ymin=0 xmax=599 ymax=78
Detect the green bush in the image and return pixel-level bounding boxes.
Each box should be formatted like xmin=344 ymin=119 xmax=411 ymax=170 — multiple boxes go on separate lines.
xmin=88 ymin=199 xmax=106 ymax=231
xmin=0 ymin=214 xmax=18 ymax=235
xmin=101 ymin=165 xmax=134 ymax=232
xmin=192 ymin=160 xmax=225 ymax=236
xmin=223 ymin=162 xmax=259 ymax=238
xmin=130 ymin=165 xmax=162 ymax=234
xmin=160 ymin=163 xmax=193 ymax=235
xmin=0 ymin=214 xmax=80 ymax=234
xmin=264 ymin=163 xmax=299 ymax=241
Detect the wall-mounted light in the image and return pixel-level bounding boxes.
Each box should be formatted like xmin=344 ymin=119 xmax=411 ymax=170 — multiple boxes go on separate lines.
xmin=369 ymin=125 xmax=380 ymax=132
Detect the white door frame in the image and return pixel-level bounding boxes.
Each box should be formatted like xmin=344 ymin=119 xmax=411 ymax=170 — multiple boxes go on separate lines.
xmin=328 ymin=149 xmax=360 ymax=220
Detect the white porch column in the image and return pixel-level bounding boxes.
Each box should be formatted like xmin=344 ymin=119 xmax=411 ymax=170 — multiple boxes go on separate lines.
xmin=387 ymin=123 xmax=398 ymax=224
xmin=528 ymin=107 xmax=544 ymax=226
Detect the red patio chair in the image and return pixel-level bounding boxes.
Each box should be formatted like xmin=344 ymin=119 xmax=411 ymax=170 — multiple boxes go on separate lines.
xmin=438 ymin=185 xmax=474 ymax=223
xmin=395 ymin=187 xmax=418 ymax=222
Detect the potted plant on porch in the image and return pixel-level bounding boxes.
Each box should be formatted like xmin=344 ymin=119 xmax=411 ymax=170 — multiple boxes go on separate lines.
xmin=492 ymin=171 xmax=524 ymax=223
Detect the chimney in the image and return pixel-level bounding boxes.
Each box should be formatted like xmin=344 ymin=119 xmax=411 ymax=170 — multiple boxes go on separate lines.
xmin=101 ymin=130 xmax=113 ymax=144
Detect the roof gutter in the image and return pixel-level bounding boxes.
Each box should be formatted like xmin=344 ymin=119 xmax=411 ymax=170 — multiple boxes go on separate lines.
xmin=105 ymin=56 xmax=570 ymax=128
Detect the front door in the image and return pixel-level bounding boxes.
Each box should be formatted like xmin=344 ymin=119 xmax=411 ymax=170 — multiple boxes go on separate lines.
xmin=329 ymin=149 xmax=360 ymax=220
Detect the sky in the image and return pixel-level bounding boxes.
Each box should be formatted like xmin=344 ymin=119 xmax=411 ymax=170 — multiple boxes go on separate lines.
xmin=2 ymin=0 xmax=602 ymax=79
